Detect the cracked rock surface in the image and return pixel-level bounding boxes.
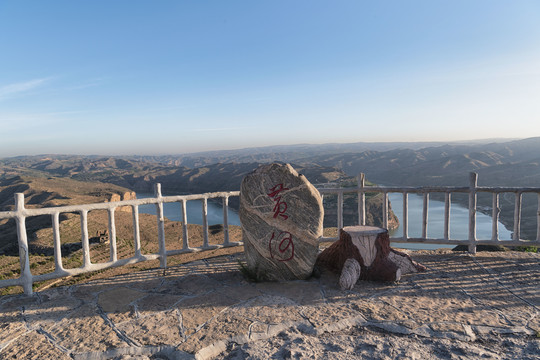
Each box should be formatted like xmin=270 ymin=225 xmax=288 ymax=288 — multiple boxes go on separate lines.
xmin=0 ymin=250 xmax=538 ymax=359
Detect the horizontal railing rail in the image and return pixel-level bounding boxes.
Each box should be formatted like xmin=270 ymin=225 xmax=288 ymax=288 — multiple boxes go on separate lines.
xmin=0 ymin=171 xmax=539 ymax=295
xmin=318 ymin=173 xmax=540 ymax=252
xmin=0 ymin=184 xmax=240 ymax=295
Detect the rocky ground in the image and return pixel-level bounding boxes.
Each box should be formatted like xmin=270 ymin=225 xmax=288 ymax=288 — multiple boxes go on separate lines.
xmin=222 ymin=327 xmax=538 ymax=360
xmin=0 ymin=249 xmax=538 ymax=359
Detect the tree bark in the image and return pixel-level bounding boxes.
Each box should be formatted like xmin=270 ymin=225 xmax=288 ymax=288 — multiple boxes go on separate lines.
xmin=316 ymin=226 xmax=426 ymax=289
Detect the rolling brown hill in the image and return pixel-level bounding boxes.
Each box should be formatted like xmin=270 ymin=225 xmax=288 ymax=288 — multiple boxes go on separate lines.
xmin=0 ymin=158 xmax=394 ymax=255
xmin=0 ymin=176 xmax=137 ymax=256
xmin=0 ymin=160 xmax=394 ymax=295
xmin=295 ymin=138 xmax=540 ymax=240
xmin=3 ymin=137 xmax=538 ymax=295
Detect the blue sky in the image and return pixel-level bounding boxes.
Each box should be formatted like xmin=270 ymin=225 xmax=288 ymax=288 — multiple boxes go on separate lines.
xmin=1 ymin=1 xmax=539 ymax=156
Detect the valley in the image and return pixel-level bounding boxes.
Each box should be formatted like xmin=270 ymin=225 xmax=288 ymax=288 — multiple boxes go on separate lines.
xmin=1 ymin=137 xmax=539 ymax=294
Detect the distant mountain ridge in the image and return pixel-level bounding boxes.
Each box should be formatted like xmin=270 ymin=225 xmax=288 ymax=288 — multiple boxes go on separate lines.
xmin=0 ymin=157 xmax=345 ymax=195
xmin=122 ymin=138 xmax=517 ymax=168
xmin=2 ymin=136 xmax=539 ymax=240
xmin=2 ymin=137 xmax=539 ymax=192
xmin=291 ymin=137 xmax=540 ymax=240
xmin=0 ymin=157 xmax=396 ymax=256
xmin=294 ymin=137 xmax=540 ymax=187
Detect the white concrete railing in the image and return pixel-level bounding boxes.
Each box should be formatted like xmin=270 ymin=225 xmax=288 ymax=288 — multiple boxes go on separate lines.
xmin=1 ymin=172 xmax=539 ymax=295
xmin=319 ymin=173 xmax=540 ymax=252
xmin=0 ymin=184 xmax=240 ymax=295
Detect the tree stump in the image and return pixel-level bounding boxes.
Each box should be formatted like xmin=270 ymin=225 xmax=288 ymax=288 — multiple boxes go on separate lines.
xmin=316 ymin=225 xmax=426 ymax=290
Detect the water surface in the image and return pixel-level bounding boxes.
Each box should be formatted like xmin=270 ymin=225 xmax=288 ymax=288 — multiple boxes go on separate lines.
xmin=136 ymin=192 xmax=512 ymax=250
xmin=388 ymin=193 xmax=512 ymax=249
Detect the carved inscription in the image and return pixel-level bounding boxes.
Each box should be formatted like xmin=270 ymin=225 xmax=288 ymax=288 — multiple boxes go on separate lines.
xmin=239 ymin=162 xmax=323 ymax=280
xmin=267 ymin=183 xmax=289 ymax=220
xmin=267 ymin=183 xmax=294 ymax=261
xmin=269 ymin=230 xmax=294 ymax=261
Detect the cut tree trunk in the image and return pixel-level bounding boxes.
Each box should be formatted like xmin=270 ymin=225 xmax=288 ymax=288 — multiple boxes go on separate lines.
xmin=316 ymin=225 xmax=426 ymax=290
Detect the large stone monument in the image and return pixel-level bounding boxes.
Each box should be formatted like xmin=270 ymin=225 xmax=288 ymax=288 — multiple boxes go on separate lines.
xmin=239 ymin=163 xmax=324 ymax=281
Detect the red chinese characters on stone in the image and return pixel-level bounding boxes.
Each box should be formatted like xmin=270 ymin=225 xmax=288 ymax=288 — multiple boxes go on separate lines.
xmin=267 ymin=183 xmax=295 ymax=261
xmin=269 ymin=231 xmax=295 ymax=262
xmin=267 ymin=183 xmax=289 ymax=220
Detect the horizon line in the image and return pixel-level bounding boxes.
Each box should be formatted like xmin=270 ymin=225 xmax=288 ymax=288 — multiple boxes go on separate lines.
xmin=0 ymin=136 xmax=528 ymax=160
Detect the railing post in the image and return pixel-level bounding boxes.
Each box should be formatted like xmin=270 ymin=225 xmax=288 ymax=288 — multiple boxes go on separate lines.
xmin=444 ymin=192 xmax=451 ymax=241
xmin=223 ymin=196 xmax=230 ymax=246
xmin=108 ymin=207 xmax=117 ymax=262
xmin=402 ymin=191 xmax=408 ymax=241
xmin=357 ymin=173 xmax=365 ymax=226
xmin=422 ymin=192 xmax=429 ymax=239
xmin=52 ymin=212 xmax=64 ymax=271
xmin=80 ymin=209 xmax=91 ymax=267
xmin=15 ymin=193 xmax=33 ymax=295
xmin=181 ymin=200 xmax=189 ymax=249
xmin=513 ymin=191 xmax=522 ymax=241
xmin=382 ymin=192 xmax=388 ymax=229
xmin=537 ymin=193 xmax=540 ymax=242
xmin=154 ymin=183 xmax=167 ymax=268
xmin=202 ymin=197 xmax=210 ymax=248
xmin=337 ymin=191 xmax=344 ymax=229
xmin=468 ymin=172 xmax=478 ymax=254
xmin=492 ymin=193 xmax=500 ymax=241
xmin=132 ymin=205 xmax=142 ymax=258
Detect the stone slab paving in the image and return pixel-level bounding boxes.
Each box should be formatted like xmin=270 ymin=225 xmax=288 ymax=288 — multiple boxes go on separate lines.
xmin=0 ymin=250 xmax=538 ymax=359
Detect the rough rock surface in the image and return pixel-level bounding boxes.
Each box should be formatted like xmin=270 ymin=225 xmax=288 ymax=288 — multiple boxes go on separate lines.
xmin=239 ymin=163 xmax=323 ymax=280
xmin=0 ymin=250 xmax=538 ymax=359
xmin=107 ymin=191 xmax=137 ymax=212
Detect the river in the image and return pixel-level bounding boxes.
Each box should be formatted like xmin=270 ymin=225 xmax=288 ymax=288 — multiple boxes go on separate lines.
xmin=137 ymin=193 xmax=242 ymax=226
xmin=388 ymin=193 xmax=512 ymax=249
xmin=137 ymin=192 xmax=512 ymax=250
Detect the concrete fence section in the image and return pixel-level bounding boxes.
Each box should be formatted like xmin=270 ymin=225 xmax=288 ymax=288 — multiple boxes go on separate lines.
xmin=0 ymin=185 xmax=241 ymax=295
xmin=319 ymin=172 xmax=540 ymax=251
xmin=1 ymin=172 xmax=539 ymax=295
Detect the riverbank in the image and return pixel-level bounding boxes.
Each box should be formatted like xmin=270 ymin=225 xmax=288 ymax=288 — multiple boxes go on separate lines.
xmin=1 ymin=249 xmax=538 ymax=359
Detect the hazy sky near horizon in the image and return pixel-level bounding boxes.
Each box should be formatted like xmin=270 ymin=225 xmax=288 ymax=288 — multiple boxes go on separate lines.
xmin=1 ymin=1 xmax=540 ymax=157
